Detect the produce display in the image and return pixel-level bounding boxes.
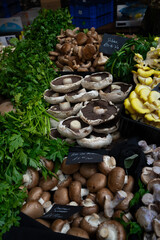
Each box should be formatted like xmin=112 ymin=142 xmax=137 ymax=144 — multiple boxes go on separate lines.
xmin=1 ymin=6 xmax=160 ymax=240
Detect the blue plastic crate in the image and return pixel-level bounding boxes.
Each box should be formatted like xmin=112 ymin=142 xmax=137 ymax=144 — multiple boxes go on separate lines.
xmin=0 ymin=0 xmax=21 ymax=18
xmin=70 ymin=0 xmax=113 ymax=18
xmin=72 ymin=11 xmax=114 ymax=29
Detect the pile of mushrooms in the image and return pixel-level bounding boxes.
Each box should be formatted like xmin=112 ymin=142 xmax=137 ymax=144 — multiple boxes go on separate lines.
xmin=44 ymin=72 xmax=132 ymax=149
xmin=49 ymin=27 xmax=108 ymax=72
xmin=133 ymin=140 xmax=160 ymax=239
xmin=21 ymin=155 xmax=136 ymax=239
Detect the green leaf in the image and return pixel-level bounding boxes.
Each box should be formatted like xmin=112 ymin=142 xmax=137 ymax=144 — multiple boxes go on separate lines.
xmin=9 ymin=134 xmax=24 ymax=153
xmin=18 ymin=149 xmax=28 ymax=166
xmin=124 ymin=154 xmax=138 ymax=169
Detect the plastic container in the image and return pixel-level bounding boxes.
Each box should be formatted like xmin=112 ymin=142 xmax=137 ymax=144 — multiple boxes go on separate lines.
xmin=70 ymin=0 xmax=113 ymax=18
xmin=72 ymin=11 xmax=113 ymax=29
xmin=119 ymin=108 xmax=160 ymax=145
xmin=0 ymin=0 xmax=21 ymax=18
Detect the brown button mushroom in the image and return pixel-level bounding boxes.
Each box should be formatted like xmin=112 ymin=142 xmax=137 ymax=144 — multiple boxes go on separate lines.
xmin=67 ymin=227 xmax=89 ymax=239
xmin=51 ymin=219 xmax=70 ymax=234
xmin=61 ymin=157 xmax=80 ymax=175
xmin=36 ymin=218 xmax=51 ymax=228
xmin=76 ymin=32 xmax=88 ymax=45
xmin=87 ymin=173 xmax=107 ymax=193
xmin=23 ymin=167 xmax=39 ymax=189
xmin=81 ymin=199 xmax=99 ymax=217
xmin=39 ymin=175 xmax=58 ymax=191
xmin=108 ymin=167 xmax=126 ymax=193
xmin=27 ymin=187 xmax=43 ymax=202
xmin=40 ymin=156 xmax=54 ymax=171
xmin=115 ymin=192 xmax=134 ymax=211
xmin=53 ymin=187 xmax=70 ymax=205
xmin=96 ymin=220 xmax=126 ymax=240
xmin=96 ymin=188 xmax=113 ymax=207
xmin=80 ymin=213 xmax=101 ymax=236
xmin=38 ymin=191 xmax=51 ymax=205
xmin=73 ymin=172 xmax=86 ymax=186
xmin=72 ymin=216 xmax=83 ymax=228
xmin=98 ymin=155 xmax=116 ymax=175
xmin=21 ymin=200 xmax=44 ymax=219
xmin=69 ymin=181 xmax=82 ymax=204
xmin=79 ymin=163 xmax=98 ymax=179
xmin=123 ymin=175 xmax=134 ymax=192
xmin=0 ymin=100 xmax=15 ymax=115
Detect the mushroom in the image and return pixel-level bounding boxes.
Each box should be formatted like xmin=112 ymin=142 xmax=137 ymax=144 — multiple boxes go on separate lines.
xmin=123 ymin=175 xmax=134 ymax=192
xmin=82 ymin=44 xmax=96 ymax=61
xmin=153 ymin=217 xmax=160 ymax=237
xmin=36 ymin=219 xmax=51 ymax=228
xmin=107 ymin=167 xmax=127 ymax=193
xmin=39 ymin=156 xmax=54 ymax=171
xmin=81 ymin=72 xmax=113 ymax=90
xmin=23 ymin=168 xmax=39 ymax=189
xmin=80 ymin=213 xmax=102 ymax=236
xmin=53 ymin=187 xmax=70 ymax=205
xmin=65 ymin=27 xmax=79 ymax=38
xmin=135 ymin=206 xmax=158 ymax=232
xmin=38 ymin=191 xmax=51 ymax=205
xmin=61 ymin=157 xmax=80 ymax=175
xmin=50 ymin=128 xmax=75 ymax=145
xmin=93 ymin=118 xmax=120 ymax=135
xmin=104 ymin=190 xmax=127 ymax=218
xmin=0 ymin=100 xmax=15 ymax=115
xmin=57 ymin=116 xmax=93 ymax=139
xmin=81 ymin=199 xmax=99 ymax=217
xmin=67 ymin=227 xmax=89 ymax=239
xmin=96 ymin=220 xmax=126 ymax=240
xmin=77 ymin=132 xmax=113 ymax=149
xmin=39 ymin=175 xmax=58 ymax=191
xmin=147 ymin=178 xmax=160 ymax=202
xmin=57 ymin=170 xmax=72 ymax=188
xmin=141 ymin=193 xmax=154 ymax=205
xmin=73 ymin=172 xmax=86 ymax=186
xmin=65 ymin=88 xmax=98 ymax=103
xmin=97 ymin=53 xmax=108 ymax=66
xmin=72 ymin=216 xmax=83 ymax=228
xmin=99 ymin=82 xmax=132 ymax=103
xmin=115 ymin=192 xmax=134 ymax=211
xmin=79 ymin=163 xmax=98 ymax=179
xmin=98 ymin=155 xmax=116 ymax=175
xmin=87 ymin=173 xmax=107 ymax=193
xmin=69 ymin=181 xmax=82 ymax=204
xmin=76 ymin=32 xmax=88 ymax=45
xmin=141 ymin=167 xmax=157 ymax=185
xmin=79 ymin=99 xmax=118 ymax=126
xmin=51 ymin=219 xmax=70 ymax=234
xmin=21 ymin=200 xmax=44 ymax=219
xmin=50 ymin=75 xmax=83 ymax=94
xmin=96 ymin=188 xmax=113 ymax=208
xmin=27 ymin=187 xmax=43 ymax=202
xmin=47 ymin=101 xmax=82 ymax=119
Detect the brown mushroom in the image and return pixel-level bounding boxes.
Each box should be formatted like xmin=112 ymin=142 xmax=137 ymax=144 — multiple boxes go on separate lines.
xmin=69 ymin=181 xmax=82 ymax=204
xmin=39 ymin=175 xmax=58 ymax=191
xmin=38 ymin=191 xmax=51 ymax=205
xmin=98 ymin=155 xmax=116 ymax=175
xmin=21 ymin=200 xmax=44 ymax=219
xmin=81 ymin=199 xmax=99 ymax=217
xmin=76 ymin=32 xmax=88 ymax=45
xmin=123 ymin=175 xmax=134 ymax=192
xmin=108 ymin=167 xmax=126 ymax=193
xmin=115 ymin=192 xmax=134 ymax=211
xmin=80 ymin=213 xmax=101 ymax=236
xmin=27 ymin=187 xmax=43 ymax=202
xmin=96 ymin=188 xmax=113 ymax=207
xmin=36 ymin=218 xmax=51 ymax=228
xmin=67 ymin=227 xmax=89 ymax=239
xmin=51 ymin=219 xmax=70 ymax=233
xmin=73 ymin=172 xmax=86 ymax=186
xmin=40 ymin=156 xmax=54 ymax=171
xmin=79 ymin=163 xmax=98 ymax=179
xmin=61 ymin=157 xmax=80 ymax=175
xmin=53 ymin=187 xmax=70 ymax=205
xmin=82 ymin=44 xmax=96 ymax=61
xmin=87 ymin=173 xmax=107 ymax=193
xmin=23 ymin=168 xmax=39 ymax=189
xmin=0 ymin=100 xmax=15 ymax=115
xmin=72 ymin=216 xmax=83 ymax=228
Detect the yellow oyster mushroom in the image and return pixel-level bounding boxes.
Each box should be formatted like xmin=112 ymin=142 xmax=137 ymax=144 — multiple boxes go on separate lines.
xmin=139 ymin=88 xmax=151 ymax=102
xmin=129 ymin=91 xmax=139 ymax=101
xmin=154 ymin=37 xmax=159 ymax=41
xmin=124 ymin=98 xmax=136 ymax=114
xmin=148 ymin=91 xmax=160 ymax=106
xmin=134 ymin=64 xmax=151 ymax=71
xmin=144 ymin=101 xmax=158 ymax=112
xmin=154 ymin=70 xmax=160 ymax=76
xmin=137 ymin=69 xmax=155 ymax=78
xmin=135 ymin=84 xmax=151 ymax=95
xmin=131 ymin=98 xmax=151 ymax=114
xmin=145 ymin=113 xmax=160 ymax=122
xmin=137 ymin=76 xmax=153 ymax=85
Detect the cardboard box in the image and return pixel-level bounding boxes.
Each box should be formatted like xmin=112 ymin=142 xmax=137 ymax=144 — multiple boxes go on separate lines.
xmin=0 ymin=17 xmax=23 ymax=33
xmin=40 ymin=0 xmax=61 ymax=11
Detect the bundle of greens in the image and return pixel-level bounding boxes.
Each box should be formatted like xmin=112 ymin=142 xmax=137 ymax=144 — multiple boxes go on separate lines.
xmin=0 ymin=8 xmax=74 ymax=237
xmin=105 ymin=35 xmax=158 ymax=83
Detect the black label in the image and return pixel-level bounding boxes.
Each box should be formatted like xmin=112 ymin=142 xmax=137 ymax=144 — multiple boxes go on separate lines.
xmin=100 ymin=33 xmax=128 ymax=55
xmin=41 ymin=204 xmax=83 ymax=220
xmin=66 ymin=146 xmax=109 ymax=164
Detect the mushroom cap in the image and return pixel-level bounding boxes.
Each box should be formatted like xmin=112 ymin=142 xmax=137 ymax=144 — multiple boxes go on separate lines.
xmin=50 ymin=75 xmax=83 ymax=93
xmin=97 ymin=220 xmax=126 ymax=240
xmin=81 ymin=72 xmax=113 ymax=90
xmin=40 ymin=191 xmax=51 ymax=203
xmin=23 ymin=167 xmax=39 ymax=189
xmin=53 ymin=187 xmax=70 ymax=205
xmin=93 ymin=118 xmax=120 ymax=134
xmin=81 ymin=199 xmax=99 ymax=216
xmin=87 ymin=173 xmax=107 ymax=193
xmin=73 ymin=172 xmax=86 ymax=186
xmin=98 ymin=156 xmax=116 ymax=175
xmin=79 ymin=99 xmax=118 ymax=126
xmin=67 ymin=227 xmax=89 ymax=239
xmin=141 ymin=167 xmax=157 ymax=185
xmin=153 ymin=218 xmax=160 ymax=237
xmin=27 ymin=187 xmax=43 ymax=202
xmin=123 ymin=175 xmax=134 ymax=192
xmin=51 ymin=219 xmax=69 ymax=233
xmin=108 ymin=167 xmax=126 ymax=193
xmin=69 ymin=181 xmax=82 ymax=204
xmin=77 ymin=132 xmax=113 ymax=149
xmin=21 ymin=200 xmax=44 ymax=219
xmin=80 ymin=214 xmax=99 ymax=235
xmin=115 ymin=192 xmax=134 ymax=211
xmin=36 ymin=218 xmax=51 ymax=228
xmin=61 ymin=157 xmax=80 ymax=175
xmin=49 ymin=128 xmax=75 ymax=145
xmin=47 ymin=102 xmax=82 ymax=119
xmin=39 ymin=175 xmax=58 ymax=191
xmin=58 ymin=175 xmax=72 ymax=189
xmin=0 ymin=100 xmax=15 ymax=115
xmin=82 ymin=44 xmax=96 ymax=60
xmin=40 ymin=156 xmax=54 ymax=171
xmin=57 ymin=116 xmax=93 ymax=139
xmin=79 ymin=163 xmax=98 ymax=179
xmin=99 ymin=82 xmax=132 ymax=103
xmin=96 ymin=188 xmax=113 ymax=207
xmin=76 ymin=32 xmax=88 ymax=45
xmin=147 ymin=178 xmax=160 ymax=192
xmin=65 ymin=88 xmax=98 ymax=103
xmin=43 ymin=89 xmax=65 ymax=104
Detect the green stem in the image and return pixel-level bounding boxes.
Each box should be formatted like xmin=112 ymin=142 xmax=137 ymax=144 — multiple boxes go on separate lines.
xmin=43 ymin=111 xmax=59 ymax=122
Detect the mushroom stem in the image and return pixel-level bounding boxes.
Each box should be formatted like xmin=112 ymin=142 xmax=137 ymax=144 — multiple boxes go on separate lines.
xmin=93 ymin=106 xmax=107 ymax=115
xmin=43 ymin=201 xmax=53 ymax=212
xmin=99 ymin=227 xmax=109 ymax=238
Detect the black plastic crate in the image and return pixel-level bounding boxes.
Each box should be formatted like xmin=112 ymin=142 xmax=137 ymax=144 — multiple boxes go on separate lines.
xmin=0 ymin=0 xmax=21 ymax=18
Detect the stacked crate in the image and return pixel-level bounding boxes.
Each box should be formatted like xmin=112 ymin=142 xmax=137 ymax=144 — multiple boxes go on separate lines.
xmin=69 ymin=0 xmax=114 ymax=29
xmin=0 ymin=0 xmax=21 ymax=18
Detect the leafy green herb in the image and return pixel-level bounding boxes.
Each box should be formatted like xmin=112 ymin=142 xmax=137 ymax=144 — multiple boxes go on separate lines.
xmin=129 ymin=180 xmax=148 ymax=208
xmin=124 ymin=154 xmax=138 ymax=169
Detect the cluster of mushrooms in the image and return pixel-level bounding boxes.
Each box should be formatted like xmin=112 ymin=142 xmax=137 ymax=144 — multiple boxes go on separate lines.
xmin=21 ymin=155 xmax=135 ymax=240
xmin=135 ymin=140 xmax=160 ymax=239
xmin=49 ymin=27 xmax=108 ymax=72
xmin=44 ymin=72 xmax=132 ymax=149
